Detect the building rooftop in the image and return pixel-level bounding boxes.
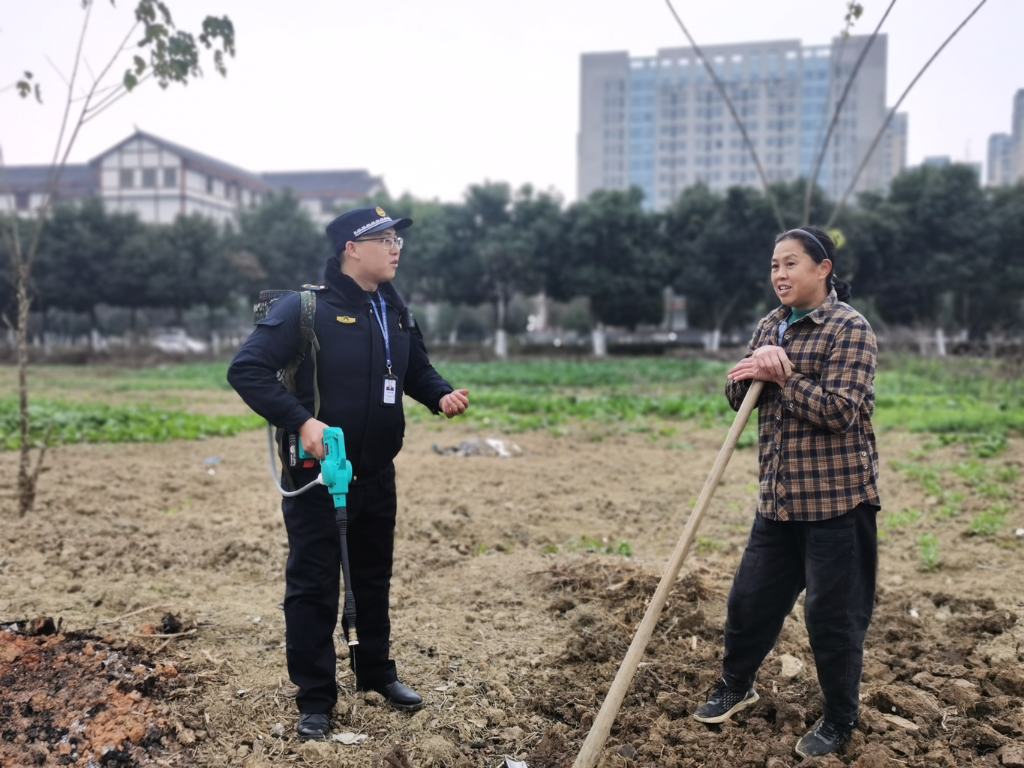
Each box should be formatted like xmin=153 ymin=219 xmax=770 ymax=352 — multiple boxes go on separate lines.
xmin=0 ymin=164 xmax=98 ymax=197
xmin=261 ymin=170 xmax=383 ymax=198
xmin=95 ymin=130 xmax=273 ymax=190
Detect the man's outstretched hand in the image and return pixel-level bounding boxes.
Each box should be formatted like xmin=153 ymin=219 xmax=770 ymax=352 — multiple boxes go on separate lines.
xmin=439 ymin=389 xmax=470 ymax=418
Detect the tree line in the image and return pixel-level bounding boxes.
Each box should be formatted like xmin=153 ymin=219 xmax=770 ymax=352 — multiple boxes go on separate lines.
xmin=3 ymin=163 xmax=1023 ymax=342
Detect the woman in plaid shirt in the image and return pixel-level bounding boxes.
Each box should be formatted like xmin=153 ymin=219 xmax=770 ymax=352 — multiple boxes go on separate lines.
xmin=693 ymin=226 xmax=880 ymax=759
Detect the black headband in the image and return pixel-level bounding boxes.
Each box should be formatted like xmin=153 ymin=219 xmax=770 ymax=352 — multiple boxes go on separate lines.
xmin=786 ymin=229 xmax=830 ymax=262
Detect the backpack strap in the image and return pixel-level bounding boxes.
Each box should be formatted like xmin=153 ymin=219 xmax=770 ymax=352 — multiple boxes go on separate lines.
xmin=277 ymin=289 xmax=321 ymax=418
xmin=298 ymin=290 xmax=322 ymax=419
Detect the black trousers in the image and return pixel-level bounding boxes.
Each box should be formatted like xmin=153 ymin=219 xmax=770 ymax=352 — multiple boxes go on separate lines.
xmin=281 ymin=464 xmax=398 ymax=714
xmin=722 ymin=503 xmax=878 ymax=724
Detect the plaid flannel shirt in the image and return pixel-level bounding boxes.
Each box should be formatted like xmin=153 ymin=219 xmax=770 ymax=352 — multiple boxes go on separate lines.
xmin=726 ymin=290 xmax=881 ymax=521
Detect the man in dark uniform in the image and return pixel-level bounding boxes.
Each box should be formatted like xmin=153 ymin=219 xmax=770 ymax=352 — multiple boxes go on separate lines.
xmin=228 ymin=207 xmax=469 ymax=741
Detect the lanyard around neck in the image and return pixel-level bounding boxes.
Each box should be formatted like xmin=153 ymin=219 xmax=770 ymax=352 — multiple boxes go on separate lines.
xmin=369 ymin=291 xmax=393 ymax=375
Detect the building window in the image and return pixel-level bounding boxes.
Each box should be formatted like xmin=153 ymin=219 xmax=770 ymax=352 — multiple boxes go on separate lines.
xmin=142 ymin=168 xmax=157 ymax=188
xmin=206 ymin=176 xmax=214 ymax=194
xmin=120 ymin=169 xmax=134 ymax=188
xmin=163 ymin=168 xmax=177 ymax=188
xmin=15 ymin=191 xmax=30 ymax=211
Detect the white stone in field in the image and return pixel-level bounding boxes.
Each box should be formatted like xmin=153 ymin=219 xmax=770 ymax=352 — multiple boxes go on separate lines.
xmin=881 ymin=714 xmax=920 ymax=731
xmin=779 ymin=654 xmax=803 ymax=678
xmin=332 ymin=732 xmax=367 ymax=745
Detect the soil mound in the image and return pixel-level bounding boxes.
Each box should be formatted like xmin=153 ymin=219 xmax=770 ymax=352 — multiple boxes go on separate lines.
xmin=0 ymin=618 xmax=183 ymax=768
xmin=524 ymin=560 xmax=1024 ymax=768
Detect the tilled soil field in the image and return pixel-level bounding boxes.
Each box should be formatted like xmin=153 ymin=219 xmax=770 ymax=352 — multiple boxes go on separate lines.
xmin=1 ymin=389 xmax=1022 ymax=768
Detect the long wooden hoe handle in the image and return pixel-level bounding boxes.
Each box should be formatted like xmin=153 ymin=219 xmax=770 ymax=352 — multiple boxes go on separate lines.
xmin=572 ymin=380 xmax=764 ymax=768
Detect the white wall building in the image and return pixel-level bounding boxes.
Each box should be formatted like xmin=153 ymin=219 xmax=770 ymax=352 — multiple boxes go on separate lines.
xmin=97 ymin=132 xmax=271 ymax=225
xmin=0 ymin=130 xmax=385 ymax=225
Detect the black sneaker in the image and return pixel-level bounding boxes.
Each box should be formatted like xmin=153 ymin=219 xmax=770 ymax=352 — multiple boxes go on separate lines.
xmin=692 ymin=679 xmax=759 ymax=723
xmin=795 ymin=718 xmax=854 ymax=758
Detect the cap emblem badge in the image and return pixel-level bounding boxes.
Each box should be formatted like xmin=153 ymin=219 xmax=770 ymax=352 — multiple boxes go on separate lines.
xmin=375 ymin=206 xmax=386 ymax=217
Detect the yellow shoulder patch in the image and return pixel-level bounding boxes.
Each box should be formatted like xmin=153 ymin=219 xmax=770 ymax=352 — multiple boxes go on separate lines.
xmin=337 ymin=316 xmax=356 ymax=324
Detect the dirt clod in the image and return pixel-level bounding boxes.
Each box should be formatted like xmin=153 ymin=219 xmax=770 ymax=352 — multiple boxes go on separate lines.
xmin=0 ymin=626 xmax=182 ymax=766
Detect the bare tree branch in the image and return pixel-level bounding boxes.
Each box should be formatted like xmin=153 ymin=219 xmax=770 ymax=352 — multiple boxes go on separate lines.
xmin=84 ymin=20 xmax=141 ymax=107
xmin=46 ymin=0 xmax=94 ymax=193
xmin=663 ymin=0 xmax=787 ymax=232
xmin=84 ymin=71 xmax=153 ymax=123
xmin=826 ymin=0 xmax=989 ymax=228
xmin=44 ymin=55 xmax=74 ymax=92
xmin=802 ymin=0 xmax=897 ymax=226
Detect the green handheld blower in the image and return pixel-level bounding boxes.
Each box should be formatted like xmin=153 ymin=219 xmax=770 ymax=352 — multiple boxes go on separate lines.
xmin=296 ymin=427 xmax=359 ymax=647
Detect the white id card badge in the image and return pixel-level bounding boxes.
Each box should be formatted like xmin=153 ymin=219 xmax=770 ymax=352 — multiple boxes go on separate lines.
xmin=382 ymin=375 xmax=398 ymax=405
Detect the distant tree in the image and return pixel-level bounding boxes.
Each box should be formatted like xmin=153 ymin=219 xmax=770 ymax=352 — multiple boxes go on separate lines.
xmin=980 ymin=182 xmax=1024 ymax=333
xmin=850 ymin=165 xmax=988 ymax=333
xmin=663 ymin=182 xmax=718 ymax=291
xmin=33 ymin=199 xmax=146 ymax=326
xmin=0 ymin=0 xmax=235 ymax=516
xmin=232 ymin=191 xmax=331 ymax=297
xmin=669 ymin=186 xmax=776 ymax=348
xmin=146 ymin=214 xmax=234 ymax=323
xmin=560 ymin=188 xmax=667 ymax=338
xmin=406 ymin=182 xmax=560 ymax=355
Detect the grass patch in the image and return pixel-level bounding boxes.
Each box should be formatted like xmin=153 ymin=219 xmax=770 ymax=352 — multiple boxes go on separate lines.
xmin=936 ymin=491 xmax=965 ymax=520
xmin=918 ymin=533 xmax=942 ymax=571
xmin=697 ymin=537 xmax=724 ymax=554
xmin=891 ymin=462 xmax=943 ymax=497
xmin=968 ymin=504 xmax=1009 ymax=537
xmin=884 ymin=509 xmax=922 ymax=529
xmin=3 ymin=354 xmax=1023 ymax=447
xmin=567 ymin=536 xmax=633 ymax=557
xmin=0 ymin=399 xmax=262 ymax=450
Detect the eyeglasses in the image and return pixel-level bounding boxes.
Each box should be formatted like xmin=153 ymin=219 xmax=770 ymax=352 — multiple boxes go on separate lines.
xmin=356 ymin=236 xmax=403 ymax=250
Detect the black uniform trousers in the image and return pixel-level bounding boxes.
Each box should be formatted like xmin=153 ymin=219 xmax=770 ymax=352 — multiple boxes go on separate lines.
xmin=281 ymin=464 xmax=398 ymax=715
xmin=722 ymin=503 xmax=877 ymax=725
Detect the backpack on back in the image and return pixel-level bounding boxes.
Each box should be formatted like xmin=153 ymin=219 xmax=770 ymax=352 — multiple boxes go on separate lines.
xmin=253 ymin=286 xmax=322 ymax=418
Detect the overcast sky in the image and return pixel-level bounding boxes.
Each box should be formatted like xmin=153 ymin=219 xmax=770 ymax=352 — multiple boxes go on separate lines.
xmin=1 ymin=0 xmax=1020 ymax=203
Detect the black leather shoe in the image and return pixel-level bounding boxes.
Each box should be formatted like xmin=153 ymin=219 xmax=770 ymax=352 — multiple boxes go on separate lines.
xmin=297 ymin=713 xmax=330 ymax=741
xmin=357 ymin=680 xmax=424 ymax=711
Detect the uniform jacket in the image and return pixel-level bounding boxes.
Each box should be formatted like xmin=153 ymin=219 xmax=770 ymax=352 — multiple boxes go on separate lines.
xmin=228 ymin=257 xmax=454 ymax=481
xmin=725 ymin=290 xmax=881 ymax=521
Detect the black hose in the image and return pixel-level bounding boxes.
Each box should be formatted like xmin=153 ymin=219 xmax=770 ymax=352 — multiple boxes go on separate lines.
xmin=336 ymin=505 xmax=359 ymax=647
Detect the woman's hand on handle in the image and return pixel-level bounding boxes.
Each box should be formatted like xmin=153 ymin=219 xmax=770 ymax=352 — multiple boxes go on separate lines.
xmin=728 ymin=346 xmax=792 ymax=389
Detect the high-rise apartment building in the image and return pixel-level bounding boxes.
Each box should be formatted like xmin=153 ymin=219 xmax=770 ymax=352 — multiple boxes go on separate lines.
xmin=880 ymin=112 xmax=908 ymax=185
xmin=985 ymin=88 xmax=1024 ymax=186
xmin=987 ymin=134 xmax=1013 ymax=186
xmin=1012 ymin=89 xmax=1024 ymax=183
xmin=578 ymin=35 xmax=898 ymax=209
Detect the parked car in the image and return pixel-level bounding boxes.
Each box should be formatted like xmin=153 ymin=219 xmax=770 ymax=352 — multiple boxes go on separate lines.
xmin=151 ymin=329 xmax=208 ymax=354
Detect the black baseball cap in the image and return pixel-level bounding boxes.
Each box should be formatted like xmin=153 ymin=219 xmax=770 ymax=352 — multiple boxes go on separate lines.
xmin=326 ymin=206 xmax=413 ymax=254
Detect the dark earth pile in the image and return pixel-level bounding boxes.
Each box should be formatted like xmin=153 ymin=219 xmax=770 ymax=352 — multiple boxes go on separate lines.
xmin=0 ymin=618 xmax=184 ymax=768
